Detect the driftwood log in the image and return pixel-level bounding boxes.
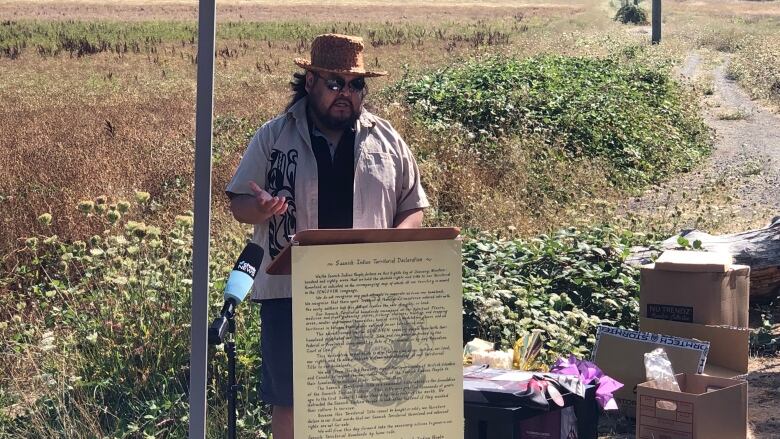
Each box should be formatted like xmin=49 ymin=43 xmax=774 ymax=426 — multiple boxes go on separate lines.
xmin=628 ymin=217 xmax=780 ymax=303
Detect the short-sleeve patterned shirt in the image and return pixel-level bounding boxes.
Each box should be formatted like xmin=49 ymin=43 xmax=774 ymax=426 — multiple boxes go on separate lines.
xmin=225 ymin=96 xmax=429 ymax=301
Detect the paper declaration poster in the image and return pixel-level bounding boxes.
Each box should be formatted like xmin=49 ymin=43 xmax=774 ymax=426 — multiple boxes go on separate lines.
xmin=291 ymin=239 xmax=463 ymax=439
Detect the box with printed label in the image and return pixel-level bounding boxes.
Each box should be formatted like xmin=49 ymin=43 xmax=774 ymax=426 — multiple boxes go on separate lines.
xmin=636 ymin=373 xmax=747 ymax=439
xmin=640 ymin=255 xmax=749 ymax=327
xmin=592 ymin=326 xmax=709 ymax=402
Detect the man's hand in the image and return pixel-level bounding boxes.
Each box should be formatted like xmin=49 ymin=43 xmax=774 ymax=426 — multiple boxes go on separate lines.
xmin=229 ymin=181 xmax=288 ymax=225
xmin=249 ymin=181 xmax=288 ymax=217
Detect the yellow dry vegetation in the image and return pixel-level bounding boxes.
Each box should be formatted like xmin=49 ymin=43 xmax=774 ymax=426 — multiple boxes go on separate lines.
xmin=0 ymin=0 xmax=778 ymax=251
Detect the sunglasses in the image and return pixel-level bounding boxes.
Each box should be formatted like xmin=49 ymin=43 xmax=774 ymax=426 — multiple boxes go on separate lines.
xmin=315 ymin=73 xmax=366 ymax=93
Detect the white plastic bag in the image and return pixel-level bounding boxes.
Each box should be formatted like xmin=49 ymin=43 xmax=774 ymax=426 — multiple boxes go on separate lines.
xmin=644 ymin=348 xmax=681 ymax=409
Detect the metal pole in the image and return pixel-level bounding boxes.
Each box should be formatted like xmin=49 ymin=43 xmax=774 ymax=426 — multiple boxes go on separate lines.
xmin=189 ymin=0 xmax=216 ymax=437
xmin=652 ymin=0 xmax=662 ymax=44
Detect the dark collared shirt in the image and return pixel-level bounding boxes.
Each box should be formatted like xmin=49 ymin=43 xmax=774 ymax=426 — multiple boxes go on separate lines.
xmin=309 ymin=123 xmax=355 ymax=229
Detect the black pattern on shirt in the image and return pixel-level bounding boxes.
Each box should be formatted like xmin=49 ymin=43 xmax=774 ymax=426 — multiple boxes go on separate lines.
xmin=266 ymin=149 xmax=297 ymax=260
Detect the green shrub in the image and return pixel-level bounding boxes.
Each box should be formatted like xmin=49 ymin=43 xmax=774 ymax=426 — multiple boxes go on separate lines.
xmin=397 ymin=55 xmax=710 ymax=188
xmin=462 ymin=226 xmax=654 ymax=362
xmin=614 ymin=5 xmax=648 ymax=25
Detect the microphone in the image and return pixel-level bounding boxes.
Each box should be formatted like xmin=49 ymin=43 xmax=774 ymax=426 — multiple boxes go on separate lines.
xmin=208 ymin=242 xmax=263 ymax=345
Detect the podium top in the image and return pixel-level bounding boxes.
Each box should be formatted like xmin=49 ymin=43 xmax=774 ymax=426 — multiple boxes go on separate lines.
xmin=266 ymin=227 xmax=460 ymax=275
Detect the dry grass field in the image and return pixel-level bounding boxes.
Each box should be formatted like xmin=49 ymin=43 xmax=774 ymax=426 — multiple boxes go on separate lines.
xmin=0 ymin=0 xmax=585 ymax=22
xmin=1 ymin=0 xmax=779 ymax=437
xmin=4 ymin=0 xmax=779 ymax=250
xmin=0 ymin=0 xmax=619 ymax=254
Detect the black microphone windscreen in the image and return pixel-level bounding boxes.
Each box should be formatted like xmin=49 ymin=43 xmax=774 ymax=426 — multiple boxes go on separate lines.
xmin=232 ymin=242 xmax=263 ymax=279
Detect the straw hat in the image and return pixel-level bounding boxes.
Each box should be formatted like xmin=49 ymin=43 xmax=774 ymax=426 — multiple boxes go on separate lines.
xmin=294 ymin=34 xmax=388 ymax=78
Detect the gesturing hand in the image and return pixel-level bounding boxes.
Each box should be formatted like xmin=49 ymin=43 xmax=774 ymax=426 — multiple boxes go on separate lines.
xmin=249 ymin=181 xmax=288 ymax=218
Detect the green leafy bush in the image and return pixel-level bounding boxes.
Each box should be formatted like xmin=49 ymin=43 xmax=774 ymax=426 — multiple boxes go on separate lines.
xmin=614 ymin=5 xmax=648 ymax=25
xmin=462 ymin=226 xmax=653 ymax=361
xmin=397 ymin=55 xmax=710 ymax=188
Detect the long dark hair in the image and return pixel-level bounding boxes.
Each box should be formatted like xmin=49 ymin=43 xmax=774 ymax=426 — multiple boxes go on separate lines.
xmin=285 ymin=71 xmax=308 ymax=111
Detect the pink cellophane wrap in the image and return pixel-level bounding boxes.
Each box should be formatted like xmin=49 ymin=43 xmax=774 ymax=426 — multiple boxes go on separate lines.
xmin=551 ymin=354 xmax=623 ymax=410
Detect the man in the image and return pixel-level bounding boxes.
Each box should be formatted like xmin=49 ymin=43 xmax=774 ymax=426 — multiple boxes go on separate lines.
xmin=225 ymin=33 xmax=429 ymax=439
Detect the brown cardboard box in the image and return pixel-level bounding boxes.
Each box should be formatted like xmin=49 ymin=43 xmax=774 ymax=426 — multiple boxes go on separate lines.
xmin=639 ymin=262 xmax=749 ymax=327
xmin=592 ymin=326 xmax=709 ymax=402
xmin=636 ymin=373 xmax=748 ymax=439
xmin=640 ymin=317 xmax=749 ymax=377
xmin=653 ymin=250 xmax=732 ymax=273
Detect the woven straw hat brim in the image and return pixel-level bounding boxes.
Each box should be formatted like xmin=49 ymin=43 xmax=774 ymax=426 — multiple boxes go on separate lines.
xmin=294 ymin=58 xmax=387 ymax=78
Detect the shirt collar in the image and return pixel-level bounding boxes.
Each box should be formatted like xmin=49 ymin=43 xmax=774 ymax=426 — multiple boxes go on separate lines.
xmin=357 ymin=110 xmax=376 ymax=128
xmin=286 ymin=96 xmax=308 ymax=121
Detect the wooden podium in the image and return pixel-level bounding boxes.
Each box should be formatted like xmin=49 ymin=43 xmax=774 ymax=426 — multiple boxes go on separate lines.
xmin=266 ymin=227 xmax=460 ymax=275
xmin=273 ymin=227 xmax=464 ymax=439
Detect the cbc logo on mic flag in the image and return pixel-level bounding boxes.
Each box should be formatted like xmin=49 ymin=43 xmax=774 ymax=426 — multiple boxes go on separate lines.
xmin=237 ymin=260 xmax=257 ymax=278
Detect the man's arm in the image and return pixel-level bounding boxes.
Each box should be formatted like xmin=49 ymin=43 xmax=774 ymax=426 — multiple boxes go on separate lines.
xmin=393 ymin=208 xmax=424 ymax=228
xmin=389 ymin=130 xmax=428 ymax=228
xmin=229 ymin=181 xmax=287 ymax=224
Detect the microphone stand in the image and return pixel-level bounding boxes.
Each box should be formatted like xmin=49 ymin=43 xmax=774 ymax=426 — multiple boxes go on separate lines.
xmin=225 ymin=320 xmax=239 ymax=439
xmin=209 ymin=300 xmax=241 ymax=439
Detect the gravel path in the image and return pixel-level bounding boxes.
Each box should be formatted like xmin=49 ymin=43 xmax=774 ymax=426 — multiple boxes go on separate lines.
xmin=678 ymin=51 xmax=701 ymax=79
xmin=700 ymin=58 xmax=780 ymax=220
xmin=625 ymin=52 xmax=780 ymax=233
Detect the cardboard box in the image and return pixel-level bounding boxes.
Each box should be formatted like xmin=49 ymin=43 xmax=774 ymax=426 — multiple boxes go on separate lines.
xmin=636 ymin=373 xmax=747 ymax=439
xmin=640 ymin=262 xmax=749 ymax=327
xmin=640 ymin=317 xmax=749 ymax=378
xmin=653 ymin=250 xmax=732 ymax=273
xmin=592 ymin=326 xmax=709 ymax=402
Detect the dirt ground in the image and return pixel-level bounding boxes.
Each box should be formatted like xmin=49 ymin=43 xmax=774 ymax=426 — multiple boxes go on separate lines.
xmin=748 ymin=356 xmax=780 ymax=438
xmin=5 ymin=0 xmax=774 ymax=24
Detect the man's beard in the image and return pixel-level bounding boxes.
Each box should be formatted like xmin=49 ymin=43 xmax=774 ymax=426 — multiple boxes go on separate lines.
xmin=310 ymin=98 xmax=361 ymax=131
